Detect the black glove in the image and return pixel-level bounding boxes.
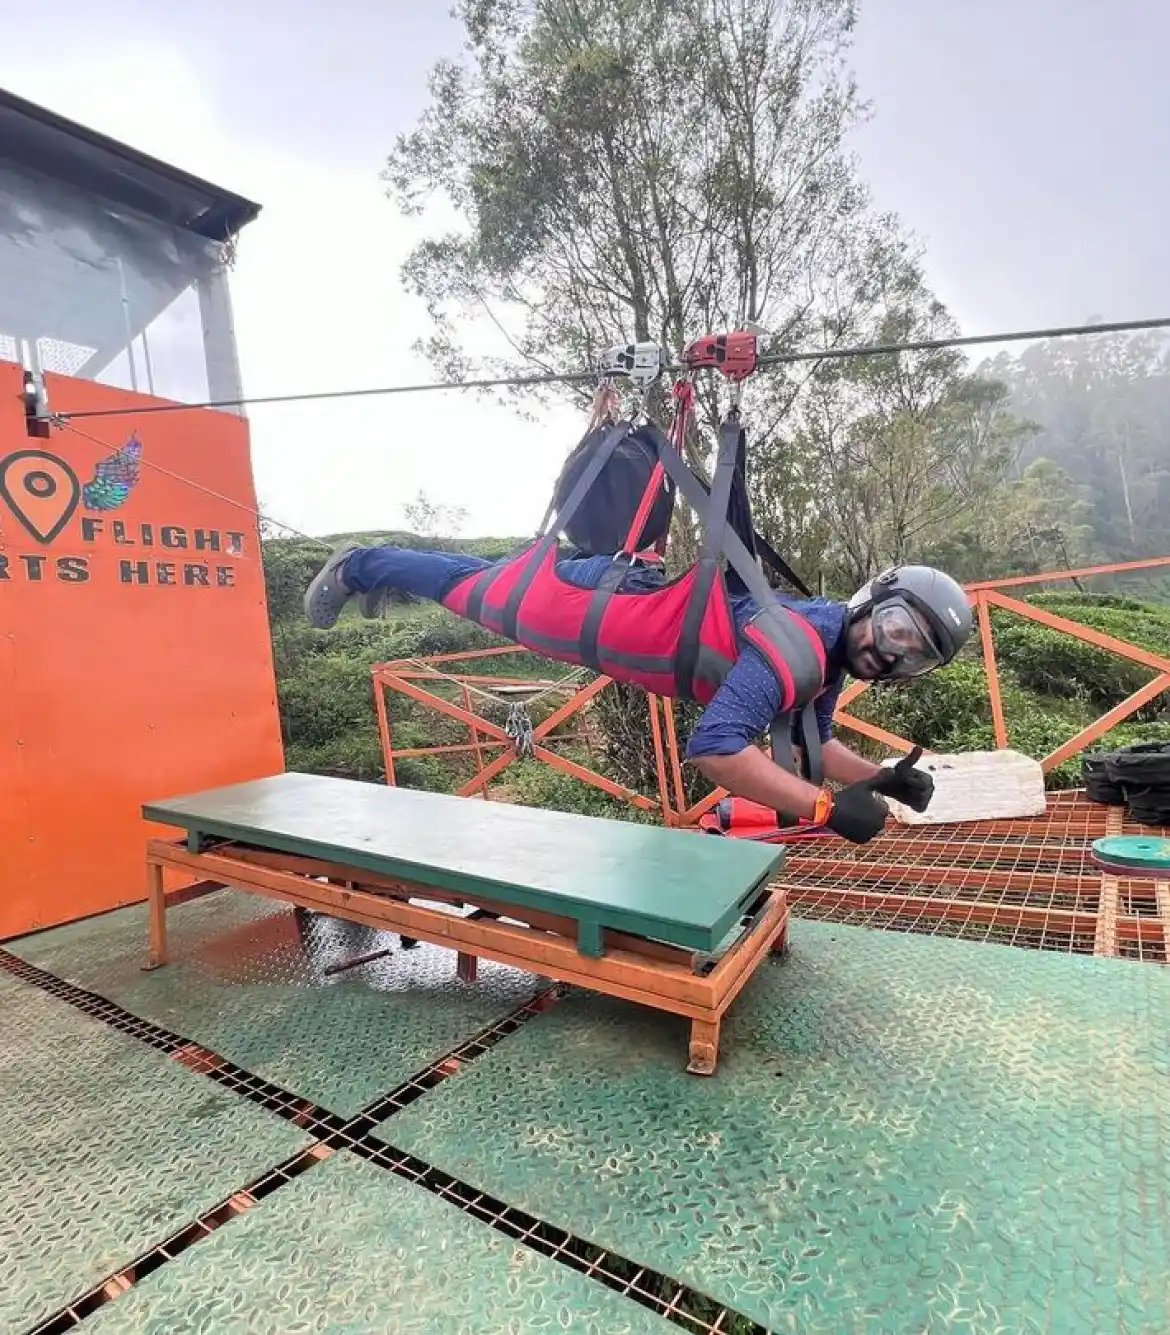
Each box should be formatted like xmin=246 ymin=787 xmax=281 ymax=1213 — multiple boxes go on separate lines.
xmin=867 ymin=746 xmax=935 ymax=813
xmin=825 ymin=780 xmax=890 ymax=844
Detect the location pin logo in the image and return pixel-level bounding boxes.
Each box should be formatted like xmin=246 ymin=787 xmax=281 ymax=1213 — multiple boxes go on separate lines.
xmin=0 ymin=450 xmax=82 ymax=545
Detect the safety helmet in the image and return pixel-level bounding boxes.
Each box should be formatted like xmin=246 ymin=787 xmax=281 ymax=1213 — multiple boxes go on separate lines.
xmin=847 ymin=564 xmax=973 ymax=680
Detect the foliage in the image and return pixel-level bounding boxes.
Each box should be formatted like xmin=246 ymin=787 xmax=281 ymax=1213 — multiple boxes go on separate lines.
xmin=757 ymin=276 xmax=1035 ymax=591
xmin=920 ymin=457 xmax=1097 ymax=585
xmin=1028 ymin=591 xmax=1170 ymax=653
xmin=401 ymin=490 xmax=469 ymax=538
xmin=987 ymin=593 xmax=1170 ymax=714
xmin=286 ymin=730 xmax=388 ymax=783
xmin=591 ymin=683 xmax=708 ymax=807
xmin=386 ymin=0 xmax=875 ymax=400
xmin=981 ymin=330 xmax=1170 ymax=562
xmin=383 ymin=0 xmax=1075 ymax=599
xmin=502 ymin=756 xmax=657 ymax=822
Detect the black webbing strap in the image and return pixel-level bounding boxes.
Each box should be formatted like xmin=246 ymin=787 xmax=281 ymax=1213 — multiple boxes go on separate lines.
xmin=757 ymin=531 xmax=811 ymax=599
xmin=690 ymin=467 xmax=811 ymax=596
xmin=500 ymin=420 xmax=631 ymax=640
xmin=675 ymin=418 xmax=740 ymax=697
xmin=537 ymin=417 xmax=616 ymax=539
xmin=579 ymin=556 xmax=631 ymax=670
xmin=465 ymin=559 xmax=509 ymax=624
xmin=801 ymin=704 xmax=823 ymax=786
xmin=724 ymin=420 xmax=754 ymax=594
xmin=770 ymin=705 xmax=823 ymax=782
xmin=655 ymin=443 xmax=794 ymax=634
xmin=767 ymin=703 xmax=823 ymax=828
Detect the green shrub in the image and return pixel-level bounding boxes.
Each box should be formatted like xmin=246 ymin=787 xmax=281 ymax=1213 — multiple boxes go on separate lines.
xmin=591 ymin=684 xmax=707 ymax=809
xmin=286 ymin=731 xmax=386 ymax=782
xmin=1013 ymin=593 xmax=1170 ymax=658
xmin=852 ymin=658 xmax=994 ymax=748
xmin=991 ymin=620 xmax=1141 ymax=704
xmin=277 ymin=654 xmax=381 ymax=752
xmin=391 ymin=755 xmax=466 ymax=792
xmin=504 ymin=757 xmax=657 ymax=822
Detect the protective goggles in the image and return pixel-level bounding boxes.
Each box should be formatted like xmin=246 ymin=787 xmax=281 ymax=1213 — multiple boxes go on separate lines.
xmin=870 ymin=599 xmax=944 ymax=678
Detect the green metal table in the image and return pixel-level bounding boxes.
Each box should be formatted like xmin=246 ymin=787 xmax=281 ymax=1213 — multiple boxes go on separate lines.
xmin=143 ymin=773 xmax=791 ymax=1073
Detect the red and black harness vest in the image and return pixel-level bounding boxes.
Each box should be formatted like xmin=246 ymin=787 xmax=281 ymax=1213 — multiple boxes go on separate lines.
xmin=441 ymin=417 xmax=829 ymax=797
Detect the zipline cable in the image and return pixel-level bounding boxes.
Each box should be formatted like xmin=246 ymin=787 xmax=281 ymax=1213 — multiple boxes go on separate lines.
xmin=43 ymin=310 xmax=1170 ymax=557
xmin=42 ymin=314 xmax=1170 ymax=423
xmin=57 ymin=418 xmax=335 ymax=551
xmin=756 ymin=315 xmax=1170 ymax=366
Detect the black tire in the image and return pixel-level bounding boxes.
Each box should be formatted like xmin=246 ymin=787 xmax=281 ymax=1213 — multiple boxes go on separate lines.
xmin=1106 ymin=741 xmax=1170 ymax=788
xmin=1123 ymin=783 xmax=1170 ymax=827
xmin=1083 ymin=752 xmax=1125 ymax=805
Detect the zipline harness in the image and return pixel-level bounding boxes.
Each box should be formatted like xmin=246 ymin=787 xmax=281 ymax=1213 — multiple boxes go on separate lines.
xmin=439 ymin=332 xmax=830 ymax=820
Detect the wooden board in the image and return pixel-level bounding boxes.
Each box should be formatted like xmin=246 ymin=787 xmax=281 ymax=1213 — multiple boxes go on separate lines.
xmin=143 ymin=773 xmax=784 ymax=954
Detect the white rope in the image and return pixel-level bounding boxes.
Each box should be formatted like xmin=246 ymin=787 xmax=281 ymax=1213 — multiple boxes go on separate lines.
xmin=396 ymin=658 xmax=593 ymax=755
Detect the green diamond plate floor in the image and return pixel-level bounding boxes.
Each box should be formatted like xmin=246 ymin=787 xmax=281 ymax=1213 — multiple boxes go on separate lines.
xmin=377 ymin=921 xmax=1170 ymax=1335
xmin=0 ymin=969 xmax=309 ymax=1335
xmin=82 ymin=1150 xmax=672 ymax=1335
xmin=9 ymin=889 xmax=539 ymax=1116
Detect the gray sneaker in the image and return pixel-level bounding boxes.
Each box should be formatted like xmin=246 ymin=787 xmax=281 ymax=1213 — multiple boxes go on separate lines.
xmin=304 ymin=543 xmax=359 ymax=629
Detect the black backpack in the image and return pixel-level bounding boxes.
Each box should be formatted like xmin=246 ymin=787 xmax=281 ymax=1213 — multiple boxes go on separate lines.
xmin=551 ymin=424 xmax=676 ymax=555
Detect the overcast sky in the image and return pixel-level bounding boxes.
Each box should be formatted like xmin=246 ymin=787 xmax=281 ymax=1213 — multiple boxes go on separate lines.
xmin=3 ymin=0 xmax=1166 ymax=539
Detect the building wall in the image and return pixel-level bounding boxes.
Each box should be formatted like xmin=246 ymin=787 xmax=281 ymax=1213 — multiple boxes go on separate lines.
xmin=0 ymin=360 xmax=284 ymax=938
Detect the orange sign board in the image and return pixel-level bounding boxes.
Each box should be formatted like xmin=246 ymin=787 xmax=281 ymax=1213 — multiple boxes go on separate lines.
xmin=0 ymin=361 xmax=285 ymax=938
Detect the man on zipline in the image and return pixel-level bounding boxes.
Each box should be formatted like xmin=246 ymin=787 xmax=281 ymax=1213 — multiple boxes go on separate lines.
xmin=304 ymin=540 xmax=973 ymax=845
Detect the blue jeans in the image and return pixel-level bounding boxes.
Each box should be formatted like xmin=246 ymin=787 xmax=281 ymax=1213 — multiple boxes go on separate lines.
xmin=341 ymin=546 xmax=668 ymax=603
xmin=343 ymin=546 xmax=496 ymax=602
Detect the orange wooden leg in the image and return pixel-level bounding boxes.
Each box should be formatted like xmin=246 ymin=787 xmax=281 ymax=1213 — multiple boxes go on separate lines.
xmin=687 ymin=1016 xmax=721 ymax=1076
xmin=456 ymin=951 xmax=478 ymax=983
xmin=144 ymin=861 xmax=168 ymax=970
xmin=770 ymin=915 xmax=790 ymax=958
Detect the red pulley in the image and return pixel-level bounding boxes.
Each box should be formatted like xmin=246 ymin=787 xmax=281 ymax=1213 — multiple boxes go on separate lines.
xmin=682 ymin=331 xmax=758 ymax=382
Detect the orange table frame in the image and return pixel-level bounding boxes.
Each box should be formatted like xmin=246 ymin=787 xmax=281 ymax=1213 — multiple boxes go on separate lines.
xmin=145 ymin=837 xmax=790 ymax=1075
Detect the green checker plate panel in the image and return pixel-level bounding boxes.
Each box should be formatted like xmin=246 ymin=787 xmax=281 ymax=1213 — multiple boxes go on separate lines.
xmin=82 ymin=1150 xmax=673 ymax=1335
xmin=9 ymin=889 xmax=538 ymax=1117
xmin=0 ymin=969 xmax=308 ymax=1334
xmin=379 ymin=921 xmax=1170 ymax=1335
xmin=143 ymin=771 xmax=782 ymax=952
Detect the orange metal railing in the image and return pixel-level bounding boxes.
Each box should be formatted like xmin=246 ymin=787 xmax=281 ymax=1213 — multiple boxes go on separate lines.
xmin=372 ymin=647 xmax=661 ymax=814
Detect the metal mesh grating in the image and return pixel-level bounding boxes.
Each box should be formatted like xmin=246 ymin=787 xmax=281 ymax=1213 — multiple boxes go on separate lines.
xmin=35 ymin=336 xmax=98 ymax=377
xmin=782 ymin=791 xmax=1169 ymax=962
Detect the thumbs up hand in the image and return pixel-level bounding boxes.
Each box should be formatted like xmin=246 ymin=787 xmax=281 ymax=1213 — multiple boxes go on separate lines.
xmin=866 ymin=746 xmax=935 ymax=812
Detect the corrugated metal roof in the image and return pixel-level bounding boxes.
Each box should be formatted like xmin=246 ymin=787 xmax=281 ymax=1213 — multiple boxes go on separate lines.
xmin=0 ymin=86 xmax=261 ymax=240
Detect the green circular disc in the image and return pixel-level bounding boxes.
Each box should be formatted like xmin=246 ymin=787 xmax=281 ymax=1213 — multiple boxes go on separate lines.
xmin=1092 ymin=835 xmax=1170 ymax=870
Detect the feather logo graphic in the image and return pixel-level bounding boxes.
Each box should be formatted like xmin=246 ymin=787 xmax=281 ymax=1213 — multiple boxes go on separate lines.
xmin=82 ymin=434 xmax=142 ymax=512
